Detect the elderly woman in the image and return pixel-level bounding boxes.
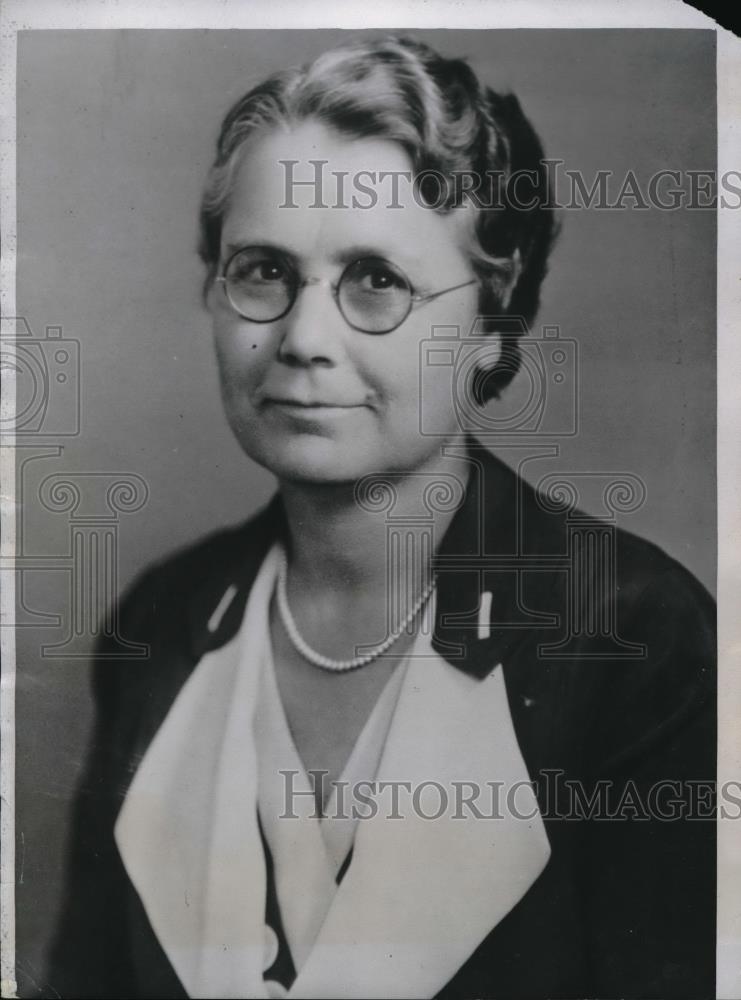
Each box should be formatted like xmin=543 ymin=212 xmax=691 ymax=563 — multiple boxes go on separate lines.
xmin=49 ymin=35 xmax=715 ymax=1000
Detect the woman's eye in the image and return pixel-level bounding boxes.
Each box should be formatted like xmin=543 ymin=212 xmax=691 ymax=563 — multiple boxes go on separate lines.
xmin=355 ymin=262 xmax=406 ymax=293
xmin=254 ymin=260 xmax=286 ymax=282
xmin=366 ymin=268 xmax=393 ymax=290
xmin=242 ymin=258 xmax=287 ymax=283
xmin=228 ymin=251 xmax=290 ymax=285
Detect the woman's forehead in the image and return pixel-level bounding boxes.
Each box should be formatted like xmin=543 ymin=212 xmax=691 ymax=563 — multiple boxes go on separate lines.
xmin=221 ymin=121 xmax=472 ymax=268
xmin=230 ymin=120 xmax=413 ymax=206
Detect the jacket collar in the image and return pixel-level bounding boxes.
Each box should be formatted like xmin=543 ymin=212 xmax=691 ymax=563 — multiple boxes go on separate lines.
xmin=187 ymin=434 xmax=566 ymax=679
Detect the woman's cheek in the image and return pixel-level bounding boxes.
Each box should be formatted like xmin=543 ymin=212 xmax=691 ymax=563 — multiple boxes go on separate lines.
xmin=214 ymin=325 xmax=267 ymax=392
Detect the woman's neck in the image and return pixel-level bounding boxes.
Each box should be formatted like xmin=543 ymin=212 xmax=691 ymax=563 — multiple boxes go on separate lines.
xmin=277 ymin=445 xmax=472 ymax=595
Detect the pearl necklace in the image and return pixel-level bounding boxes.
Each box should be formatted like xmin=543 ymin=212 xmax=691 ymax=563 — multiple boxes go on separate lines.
xmin=275 ymin=551 xmax=436 ymax=672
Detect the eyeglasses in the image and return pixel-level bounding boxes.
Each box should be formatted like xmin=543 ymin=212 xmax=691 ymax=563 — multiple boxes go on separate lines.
xmin=216 ymin=245 xmax=478 ymax=335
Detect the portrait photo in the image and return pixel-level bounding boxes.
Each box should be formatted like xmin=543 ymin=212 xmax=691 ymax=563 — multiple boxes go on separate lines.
xmin=3 ymin=7 xmax=736 ymax=999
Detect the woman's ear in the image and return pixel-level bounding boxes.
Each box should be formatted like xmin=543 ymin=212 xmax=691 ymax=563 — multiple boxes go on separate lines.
xmin=203 ymin=269 xmax=220 ymax=314
xmin=498 ymin=247 xmax=522 ymax=312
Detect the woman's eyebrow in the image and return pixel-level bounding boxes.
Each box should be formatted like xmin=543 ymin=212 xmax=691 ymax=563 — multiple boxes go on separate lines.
xmin=331 ymin=244 xmax=421 ymax=271
xmin=222 ymin=239 xmax=298 ymax=259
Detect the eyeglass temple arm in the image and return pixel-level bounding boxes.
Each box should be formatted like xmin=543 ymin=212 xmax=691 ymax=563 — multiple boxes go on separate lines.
xmin=412 ymin=278 xmax=478 ymax=304
xmin=216 ymin=275 xmax=331 ymax=290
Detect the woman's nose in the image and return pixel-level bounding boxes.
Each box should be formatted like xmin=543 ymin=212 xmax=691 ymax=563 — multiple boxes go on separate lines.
xmin=277 ymin=281 xmax=344 ymax=367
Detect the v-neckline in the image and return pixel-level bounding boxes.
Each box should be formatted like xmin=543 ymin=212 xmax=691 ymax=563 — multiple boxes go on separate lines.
xmin=264 ymin=541 xmax=414 ymax=817
xmin=259 ymin=585 xmax=410 ymax=846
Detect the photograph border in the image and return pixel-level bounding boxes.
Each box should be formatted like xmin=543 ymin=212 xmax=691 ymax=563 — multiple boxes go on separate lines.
xmin=1 ymin=2 xmax=738 ymax=998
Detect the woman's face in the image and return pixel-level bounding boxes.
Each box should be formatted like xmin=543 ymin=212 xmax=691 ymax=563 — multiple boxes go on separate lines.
xmin=208 ymin=120 xmax=481 ymax=484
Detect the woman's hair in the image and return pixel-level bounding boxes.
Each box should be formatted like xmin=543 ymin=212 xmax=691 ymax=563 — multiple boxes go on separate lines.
xmin=198 ymin=35 xmax=557 ymax=401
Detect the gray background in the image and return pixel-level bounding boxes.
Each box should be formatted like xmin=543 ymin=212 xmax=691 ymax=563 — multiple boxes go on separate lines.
xmin=14 ymin=29 xmax=716 ymax=996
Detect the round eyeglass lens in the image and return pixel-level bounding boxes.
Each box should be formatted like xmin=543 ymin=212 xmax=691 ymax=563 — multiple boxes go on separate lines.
xmin=224 ymin=247 xmax=295 ymax=322
xmin=338 ymin=258 xmax=413 ymax=334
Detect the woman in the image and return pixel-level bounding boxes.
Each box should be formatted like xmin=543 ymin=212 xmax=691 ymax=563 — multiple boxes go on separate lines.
xmin=49 ymin=35 xmax=715 ymax=999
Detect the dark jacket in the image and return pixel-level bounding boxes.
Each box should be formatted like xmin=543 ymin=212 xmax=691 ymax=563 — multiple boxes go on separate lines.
xmin=47 ymin=439 xmax=716 ymax=999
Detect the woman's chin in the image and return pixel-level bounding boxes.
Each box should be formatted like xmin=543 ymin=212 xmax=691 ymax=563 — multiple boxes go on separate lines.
xmin=242 ymin=434 xmax=382 ymax=486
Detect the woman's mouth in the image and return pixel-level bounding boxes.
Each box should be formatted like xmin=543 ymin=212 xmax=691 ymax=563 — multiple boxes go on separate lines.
xmin=263 ymin=398 xmax=368 ymax=421
xmin=263 ymin=394 xmax=368 ymax=409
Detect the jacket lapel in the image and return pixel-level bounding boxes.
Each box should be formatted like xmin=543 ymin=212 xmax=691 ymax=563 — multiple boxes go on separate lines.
xmin=289 ymin=610 xmax=551 ymax=999
xmin=431 ymin=436 xmax=566 ymax=678
xmin=114 ymin=546 xmax=288 ymax=999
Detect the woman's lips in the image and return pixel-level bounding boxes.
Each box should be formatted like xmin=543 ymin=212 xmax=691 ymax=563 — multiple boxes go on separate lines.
xmin=263 ymin=398 xmax=367 ymax=420
xmin=264 ymin=397 xmax=365 ymax=409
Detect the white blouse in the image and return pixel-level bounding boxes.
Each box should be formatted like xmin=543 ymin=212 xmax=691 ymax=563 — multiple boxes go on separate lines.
xmin=254 ymin=571 xmax=410 ymax=989
xmin=115 ymin=540 xmax=550 ymax=999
